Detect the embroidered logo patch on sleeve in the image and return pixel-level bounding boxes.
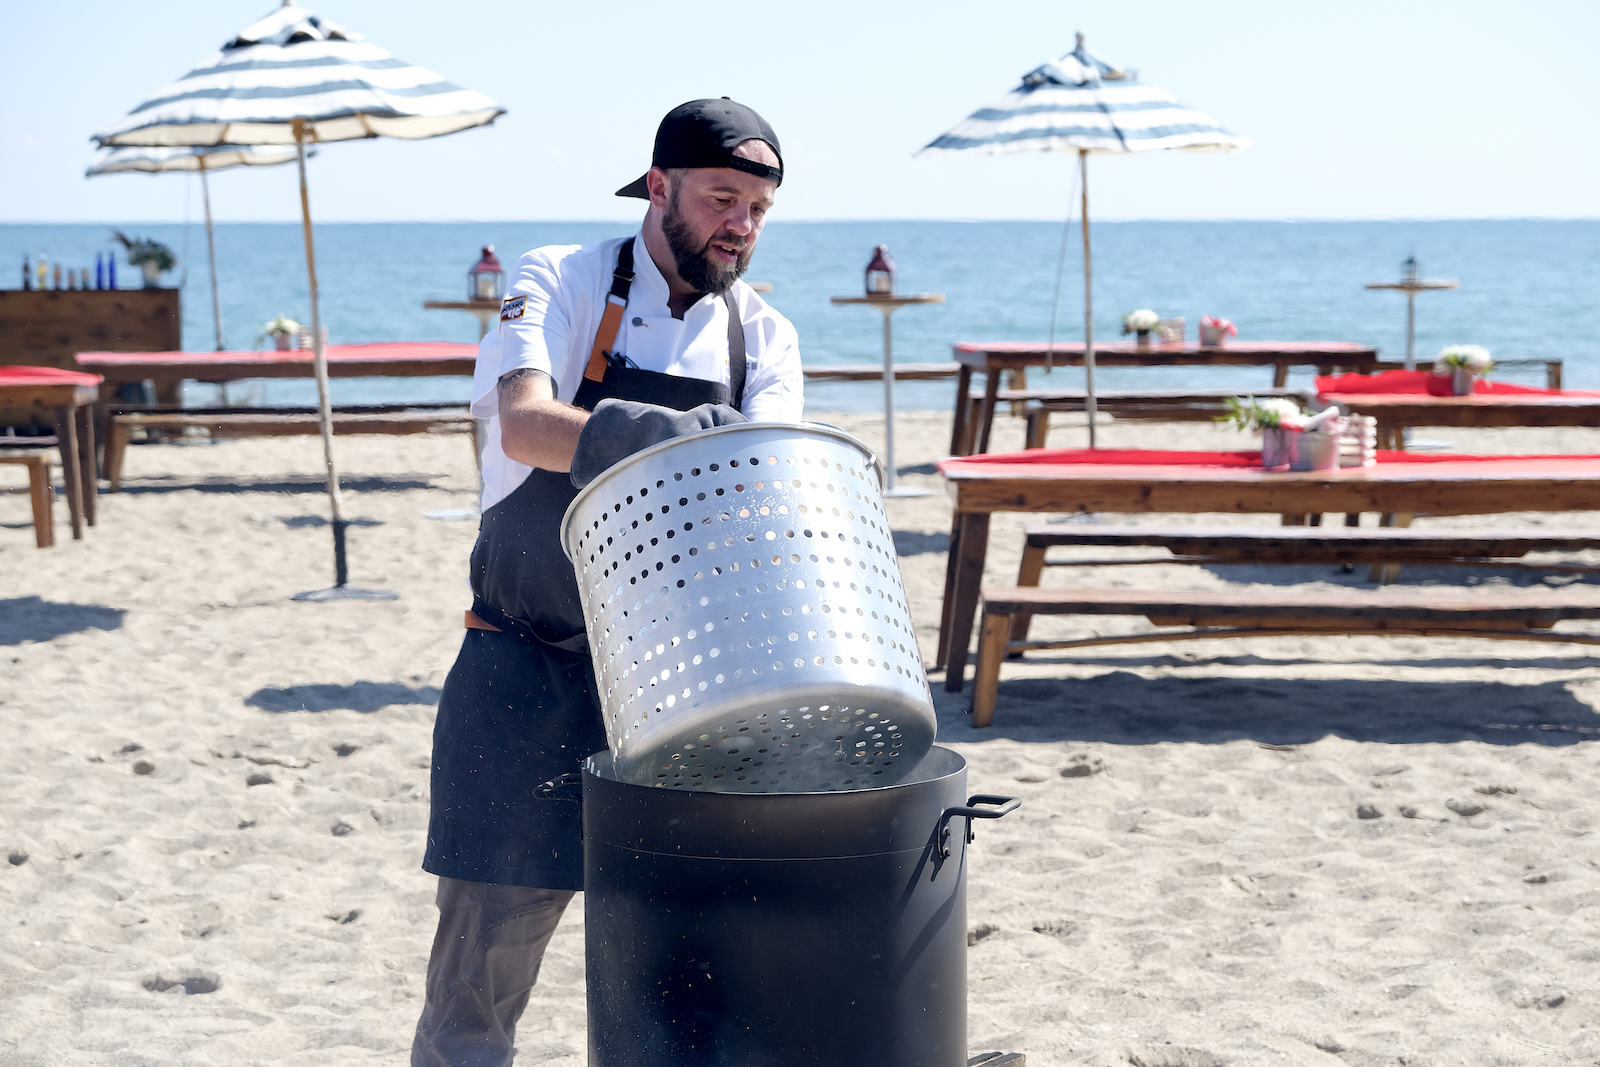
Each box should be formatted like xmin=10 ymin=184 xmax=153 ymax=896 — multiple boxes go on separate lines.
xmin=500 ymin=295 xmax=527 ymax=322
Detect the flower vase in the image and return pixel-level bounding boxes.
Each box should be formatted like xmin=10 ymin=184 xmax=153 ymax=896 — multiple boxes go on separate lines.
xmin=1260 ymin=427 xmax=1295 ymax=471
xmin=1135 ymin=330 xmax=1151 ymax=350
xmin=1451 ymin=368 xmax=1475 ymax=396
xmin=140 ymin=261 xmax=162 ymax=289
xmin=1199 ymin=324 xmax=1227 ymax=347
xmin=272 ymin=333 xmax=292 ymax=352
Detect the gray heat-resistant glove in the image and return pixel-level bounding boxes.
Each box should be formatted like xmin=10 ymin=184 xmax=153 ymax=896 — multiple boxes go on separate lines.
xmin=570 ymin=399 xmax=748 ymax=489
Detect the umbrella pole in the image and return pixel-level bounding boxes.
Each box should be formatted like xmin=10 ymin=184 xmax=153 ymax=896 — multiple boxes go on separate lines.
xmin=199 ymin=157 xmax=224 ymax=352
xmin=1080 ymin=149 xmax=1097 ymax=448
xmin=295 ymin=121 xmax=347 ymax=587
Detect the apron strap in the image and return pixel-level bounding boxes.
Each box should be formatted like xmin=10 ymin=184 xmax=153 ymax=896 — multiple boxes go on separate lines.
xmin=583 ymin=238 xmax=636 ymax=383
xmin=582 ymin=236 xmax=747 ymax=411
xmin=722 ymin=288 xmax=746 ymax=411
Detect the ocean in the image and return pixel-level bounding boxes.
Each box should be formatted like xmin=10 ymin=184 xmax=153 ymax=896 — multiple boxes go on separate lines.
xmin=4 ymin=220 xmax=1596 ymax=412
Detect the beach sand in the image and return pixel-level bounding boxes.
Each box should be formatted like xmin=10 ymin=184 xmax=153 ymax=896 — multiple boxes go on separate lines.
xmin=3 ymin=410 xmax=1599 ymax=1066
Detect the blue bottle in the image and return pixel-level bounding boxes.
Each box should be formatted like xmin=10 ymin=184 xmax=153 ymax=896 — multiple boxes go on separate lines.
xmin=108 ymin=254 xmax=117 ymax=290
xmin=95 ymin=253 xmax=104 ymax=290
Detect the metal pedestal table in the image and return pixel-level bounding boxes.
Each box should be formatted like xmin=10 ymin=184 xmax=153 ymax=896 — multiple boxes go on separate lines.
xmin=830 ymin=293 xmax=945 ymax=497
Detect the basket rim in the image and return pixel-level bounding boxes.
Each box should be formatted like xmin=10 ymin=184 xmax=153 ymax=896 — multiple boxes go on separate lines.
xmin=560 ymin=421 xmax=881 ymax=558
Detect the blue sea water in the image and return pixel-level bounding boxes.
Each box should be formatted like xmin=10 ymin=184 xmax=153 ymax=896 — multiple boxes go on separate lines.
xmin=4 ymin=220 xmax=1596 ymax=412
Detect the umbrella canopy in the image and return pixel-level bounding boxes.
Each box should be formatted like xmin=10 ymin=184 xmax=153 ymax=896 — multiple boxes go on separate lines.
xmin=91 ymin=1 xmax=504 ymax=598
xmin=92 ymin=3 xmax=502 ymax=148
xmin=86 ymin=144 xmax=299 ymax=174
xmin=919 ymin=34 xmax=1248 ymax=446
xmin=88 ymin=145 xmax=301 ymax=351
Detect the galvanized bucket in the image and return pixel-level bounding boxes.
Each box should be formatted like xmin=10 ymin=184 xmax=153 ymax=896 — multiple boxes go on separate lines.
xmin=561 ymin=423 xmax=935 ymax=793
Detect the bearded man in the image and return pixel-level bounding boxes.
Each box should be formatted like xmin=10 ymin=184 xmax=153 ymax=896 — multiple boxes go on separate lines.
xmin=412 ymin=99 xmax=803 ymax=1066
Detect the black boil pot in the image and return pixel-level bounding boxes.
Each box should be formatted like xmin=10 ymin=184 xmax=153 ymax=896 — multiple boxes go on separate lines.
xmin=573 ymin=746 xmax=1019 ymax=1067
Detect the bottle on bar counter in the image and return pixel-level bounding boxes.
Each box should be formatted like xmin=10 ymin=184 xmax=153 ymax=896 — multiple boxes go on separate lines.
xmin=53 ymin=263 xmax=61 ymax=289
xmin=22 ymin=254 xmax=31 ymax=290
xmin=108 ymin=255 xmax=116 ymax=289
xmin=95 ymin=254 xmax=104 ymax=290
xmin=36 ymin=255 xmax=47 ymax=290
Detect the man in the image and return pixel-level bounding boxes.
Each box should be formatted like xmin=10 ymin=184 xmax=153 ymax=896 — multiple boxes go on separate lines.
xmin=412 ymin=99 xmax=803 ymax=1067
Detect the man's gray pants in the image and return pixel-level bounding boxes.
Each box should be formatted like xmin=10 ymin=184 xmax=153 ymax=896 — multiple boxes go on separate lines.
xmin=411 ymin=877 xmax=575 ymax=1067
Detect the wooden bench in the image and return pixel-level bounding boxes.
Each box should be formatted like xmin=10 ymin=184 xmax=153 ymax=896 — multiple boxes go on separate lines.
xmin=105 ymin=408 xmax=476 ymax=491
xmin=1008 ymin=523 xmax=1600 ymax=632
xmin=802 ymin=362 xmax=961 ymax=383
xmin=971 ymin=584 xmax=1600 ymax=727
xmin=0 ymin=452 xmax=55 ymax=547
xmin=957 ymin=387 xmax=1316 ymax=453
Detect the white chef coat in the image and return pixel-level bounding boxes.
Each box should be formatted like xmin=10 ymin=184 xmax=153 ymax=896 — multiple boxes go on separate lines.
xmin=472 ymin=232 xmax=804 ymax=511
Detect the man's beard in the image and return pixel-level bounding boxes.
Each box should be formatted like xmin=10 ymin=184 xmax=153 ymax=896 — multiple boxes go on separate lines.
xmin=662 ymin=189 xmax=753 ymax=296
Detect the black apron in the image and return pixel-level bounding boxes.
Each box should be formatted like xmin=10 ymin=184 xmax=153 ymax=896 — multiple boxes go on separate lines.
xmin=424 ymin=238 xmax=747 ymax=890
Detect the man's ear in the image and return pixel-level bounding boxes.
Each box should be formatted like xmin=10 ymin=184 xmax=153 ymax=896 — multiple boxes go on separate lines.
xmin=646 ymin=168 xmax=672 ymax=211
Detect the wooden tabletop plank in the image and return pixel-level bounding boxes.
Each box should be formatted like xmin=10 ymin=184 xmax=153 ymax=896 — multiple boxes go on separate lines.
xmin=981 ymin=585 xmax=1600 ymax=620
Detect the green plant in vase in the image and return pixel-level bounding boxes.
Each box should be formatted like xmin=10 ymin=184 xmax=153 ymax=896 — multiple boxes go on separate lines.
xmin=112 ymin=229 xmax=177 ymax=289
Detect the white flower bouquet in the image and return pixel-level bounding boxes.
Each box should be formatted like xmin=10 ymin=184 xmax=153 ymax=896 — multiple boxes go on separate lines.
xmin=1121 ymin=309 xmax=1160 ymax=334
xmin=258 ymin=315 xmax=302 ymax=350
xmin=1432 ymin=344 xmax=1494 ymax=375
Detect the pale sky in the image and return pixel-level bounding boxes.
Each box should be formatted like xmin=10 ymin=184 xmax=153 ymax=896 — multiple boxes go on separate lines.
xmin=4 ymin=0 xmax=1596 ymax=223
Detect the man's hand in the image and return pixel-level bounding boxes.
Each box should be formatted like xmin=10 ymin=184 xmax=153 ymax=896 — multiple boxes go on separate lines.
xmin=497 ymin=368 xmax=589 ymax=472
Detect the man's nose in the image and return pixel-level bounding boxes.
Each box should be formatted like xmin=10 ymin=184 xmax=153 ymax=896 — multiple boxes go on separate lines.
xmin=723 ymin=204 xmax=755 ymax=236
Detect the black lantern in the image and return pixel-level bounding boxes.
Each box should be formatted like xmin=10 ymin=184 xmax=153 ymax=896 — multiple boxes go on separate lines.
xmin=1401 ymin=255 xmax=1419 ymax=284
xmin=865 ymin=244 xmax=896 ymax=296
xmin=469 ymin=244 xmax=504 ymax=302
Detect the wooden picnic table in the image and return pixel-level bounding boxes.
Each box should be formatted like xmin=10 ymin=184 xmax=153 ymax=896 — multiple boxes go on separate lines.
xmin=0 ymin=365 xmax=102 ymax=540
xmin=950 ymin=340 xmax=1381 ymax=454
xmin=1317 ymin=370 xmax=1600 ymax=449
xmin=934 ymin=447 xmax=1600 ymax=690
xmin=76 ymin=341 xmax=478 ymax=405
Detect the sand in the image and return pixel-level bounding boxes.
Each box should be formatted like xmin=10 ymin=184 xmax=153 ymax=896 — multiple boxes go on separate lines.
xmin=3 ymin=409 xmax=1599 ymax=1066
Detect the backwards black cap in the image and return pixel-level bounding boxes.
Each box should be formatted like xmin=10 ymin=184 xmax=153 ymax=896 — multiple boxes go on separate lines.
xmin=615 ymin=98 xmax=783 ymax=199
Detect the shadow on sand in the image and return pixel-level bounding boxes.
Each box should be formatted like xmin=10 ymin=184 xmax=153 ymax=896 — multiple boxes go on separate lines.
xmin=934 ymin=671 xmax=1600 ymax=747
xmin=247 ymin=681 xmax=442 ymax=713
xmin=0 ymin=596 xmax=125 ymax=645
xmin=112 ymin=474 xmax=440 ymax=495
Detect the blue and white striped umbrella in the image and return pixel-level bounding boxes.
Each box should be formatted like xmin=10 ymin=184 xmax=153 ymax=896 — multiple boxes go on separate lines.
xmin=91 ymin=2 xmax=503 ymax=147
xmin=919 ymin=37 xmax=1248 ymax=158
xmin=919 ymin=34 xmax=1249 ymax=446
xmin=86 ymin=144 xmax=299 ymax=174
xmin=89 ymin=2 xmax=505 ymax=597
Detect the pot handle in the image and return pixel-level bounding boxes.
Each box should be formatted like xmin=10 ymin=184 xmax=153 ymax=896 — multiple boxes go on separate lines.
xmin=937 ymin=794 xmax=1021 ymax=858
xmin=534 ymin=771 xmax=584 ymax=803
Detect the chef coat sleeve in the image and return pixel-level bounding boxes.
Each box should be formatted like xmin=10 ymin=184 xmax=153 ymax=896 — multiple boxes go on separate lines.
xmin=469 ymin=248 xmax=574 ymax=417
xmin=740 ymin=310 xmax=804 ymax=424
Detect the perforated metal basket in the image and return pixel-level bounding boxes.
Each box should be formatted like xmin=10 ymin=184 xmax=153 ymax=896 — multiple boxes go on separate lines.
xmin=561 ymin=423 xmax=935 ymax=793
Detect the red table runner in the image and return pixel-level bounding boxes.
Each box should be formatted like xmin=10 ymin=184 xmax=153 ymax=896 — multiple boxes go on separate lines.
xmin=0 ymin=365 xmax=104 ymax=387
xmin=76 ymin=342 xmax=475 ymax=368
xmin=939 ymin=447 xmax=1600 ymax=475
xmin=1315 ymin=369 xmax=1600 ymax=398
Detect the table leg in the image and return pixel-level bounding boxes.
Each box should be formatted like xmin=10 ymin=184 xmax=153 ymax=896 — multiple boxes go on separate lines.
xmin=936 ymin=513 xmax=961 ymax=666
xmin=1370 ymin=512 xmax=1415 ymax=584
xmin=948 ymin=365 xmax=973 ymax=456
xmin=974 ymin=371 xmax=1002 ymax=455
xmin=154 ymin=376 xmax=183 ymax=406
xmin=942 ymin=511 xmax=991 ymax=692
xmin=55 ymin=407 xmax=84 ymax=540
xmin=1273 ymin=361 xmax=1289 ymax=388
xmin=76 ymin=405 xmax=97 ymax=527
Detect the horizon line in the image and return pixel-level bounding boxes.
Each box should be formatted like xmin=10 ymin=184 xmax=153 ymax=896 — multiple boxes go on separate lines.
xmin=3 ymin=216 xmax=1598 ymax=226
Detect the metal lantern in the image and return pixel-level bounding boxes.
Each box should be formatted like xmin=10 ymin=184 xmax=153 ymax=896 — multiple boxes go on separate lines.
xmin=469 ymin=244 xmax=504 ymax=302
xmin=865 ymin=244 xmax=896 ymax=296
